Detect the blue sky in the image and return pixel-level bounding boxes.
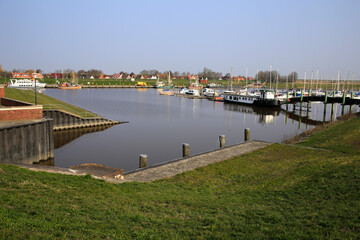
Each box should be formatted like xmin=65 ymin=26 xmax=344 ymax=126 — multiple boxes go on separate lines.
xmin=0 ymin=0 xmax=359 ymax=78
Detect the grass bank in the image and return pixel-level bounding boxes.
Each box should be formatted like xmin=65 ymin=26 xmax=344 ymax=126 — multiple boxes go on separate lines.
xmin=3 ymin=88 xmax=98 ymax=118
xmin=0 ymin=116 xmax=359 ymax=238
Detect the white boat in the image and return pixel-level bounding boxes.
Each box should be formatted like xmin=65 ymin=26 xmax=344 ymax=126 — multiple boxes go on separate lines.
xmin=223 ymin=89 xmax=281 ymax=107
xmin=179 ymin=87 xmax=189 ymax=94
xmin=8 ymin=79 xmax=46 ymax=88
xmin=203 ymin=88 xmax=216 ymax=97
xmin=186 ymin=89 xmax=200 ymax=96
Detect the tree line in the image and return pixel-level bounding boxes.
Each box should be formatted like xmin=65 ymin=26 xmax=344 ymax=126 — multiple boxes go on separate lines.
xmin=0 ymin=65 xmax=298 ymax=82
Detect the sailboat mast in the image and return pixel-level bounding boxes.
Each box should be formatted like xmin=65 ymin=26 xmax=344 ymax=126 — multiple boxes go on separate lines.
xmin=269 ymin=65 xmax=272 ymax=89
xmin=245 ymin=66 xmax=248 ymax=88
xmin=304 ymin=72 xmax=306 ymax=91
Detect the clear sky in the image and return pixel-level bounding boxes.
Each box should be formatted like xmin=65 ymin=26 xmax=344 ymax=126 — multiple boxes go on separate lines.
xmin=0 ymin=0 xmax=359 ymax=78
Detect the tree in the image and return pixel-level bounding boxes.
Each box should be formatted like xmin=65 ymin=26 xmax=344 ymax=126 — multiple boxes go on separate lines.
xmin=27 ymin=69 xmax=35 ymax=75
xmin=0 ymin=64 xmax=3 ymax=72
xmin=36 ymin=69 xmax=42 ymax=73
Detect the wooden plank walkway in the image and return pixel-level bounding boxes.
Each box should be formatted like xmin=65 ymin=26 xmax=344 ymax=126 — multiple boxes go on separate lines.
xmin=123 ymin=140 xmax=271 ymax=182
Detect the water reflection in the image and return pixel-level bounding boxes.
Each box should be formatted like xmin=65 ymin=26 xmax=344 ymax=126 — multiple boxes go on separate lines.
xmin=223 ymin=103 xmax=280 ymax=125
xmin=54 ymin=125 xmax=115 ymax=148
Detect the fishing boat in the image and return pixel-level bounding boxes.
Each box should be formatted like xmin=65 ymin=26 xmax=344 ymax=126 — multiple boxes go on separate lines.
xmin=155 ymin=72 xmax=174 ymax=89
xmin=58 ymin=71 xmax=82 ymax=89
xmin=8 ymin=79 xmax=46 ymax=88
xmin=58 ymin=82 xmax=82 ymax=89
xmin=223 ymin=89 xmax=281 ymax=107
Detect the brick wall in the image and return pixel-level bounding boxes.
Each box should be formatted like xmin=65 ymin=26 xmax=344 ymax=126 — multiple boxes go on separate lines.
xmin=0 ymin=106 xmax=43 ymax=121
xmin=0 ymin=87 xmax=4 ymax=98
xmin=1 ymin=98 xmax=32 ymax=107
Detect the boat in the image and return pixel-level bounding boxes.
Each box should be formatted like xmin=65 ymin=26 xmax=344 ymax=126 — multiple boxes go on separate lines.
xmin=186 ymin=89 xmax=200 ymax=96
xmin=58 ymin=82 xmax=82 ymax=89
xmin=159 ymin=89 xmax=175 ymax=96
xmin=223 ymin=89 xmax=281 ymax=107
xmin=155 ymin=72 xmax=174 ymax=89
xmin=203 ymin=88 xmax=216 ymax=97
xmin=179 ymin=87 xmax=189 ymax=94
xmin=58 ymin=71 xmax=82 ymax=89
xmin=8 ymin=79 xmax=46 ymax=88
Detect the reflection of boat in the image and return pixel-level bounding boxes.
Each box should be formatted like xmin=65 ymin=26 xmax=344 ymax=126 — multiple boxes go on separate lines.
xmin=8 ymin=79 xmax=46 ymax=88
xmin=58 ymin=82 xmax=82 ymax=89
xmin=223 ymin=89 xmax=281 ymax=107
xmin=223 ymin=102 xmax=280 ymax=124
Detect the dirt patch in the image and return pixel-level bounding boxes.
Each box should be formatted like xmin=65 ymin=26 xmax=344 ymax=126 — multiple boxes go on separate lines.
xmin=70 ymin=163 xmax=124 ymax=179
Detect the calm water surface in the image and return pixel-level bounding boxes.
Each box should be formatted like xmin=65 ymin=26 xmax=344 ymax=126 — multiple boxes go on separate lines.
xmin=43 ymin=88 xmax=358 ymax=171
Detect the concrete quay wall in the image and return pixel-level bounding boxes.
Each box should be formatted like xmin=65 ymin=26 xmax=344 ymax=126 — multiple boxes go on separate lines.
xmin=43 ymin=110 xmax=122 ymax=131
xmin=0 ymin=119 xmax=54 ymax=164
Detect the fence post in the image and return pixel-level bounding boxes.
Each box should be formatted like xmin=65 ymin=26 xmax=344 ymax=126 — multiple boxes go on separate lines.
xmin=219 ymin=135 xmax=225 ymax=148
xmin=182 ymin=143 xmax=189 ymax=157
xmin=139 ymin=154 xmax=147 ymax=168
xmin=244 ymin=128 xmax=250 ymax=141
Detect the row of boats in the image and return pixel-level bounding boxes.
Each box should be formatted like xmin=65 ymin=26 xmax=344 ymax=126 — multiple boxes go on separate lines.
xmin=160 ymin=87 xmax=360 ymax=107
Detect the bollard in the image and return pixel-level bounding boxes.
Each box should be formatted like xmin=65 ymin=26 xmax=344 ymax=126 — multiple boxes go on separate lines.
xmin=219 ymin=135 xmax=225 ymax=148
xmin=324 ymin=91 xmax=328 ymax=104
xmin=342 ymin=91 xmax=346 ymax=105
xmin=182 ymin=143 xmax=189 ymax=157
xmin=139 ymin=154 xmax=147 ymax=168
xmin=300 ymin=89 xmax=303 ymax=103
xmin=244 ymin=128 xmax=250 ymax=141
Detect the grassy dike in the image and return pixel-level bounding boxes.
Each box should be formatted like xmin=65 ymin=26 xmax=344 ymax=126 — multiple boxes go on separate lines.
xmin=1 ymin=119 xmax=360 ymax=238
xmin=3 ymin=88 xmax=98 ymax=118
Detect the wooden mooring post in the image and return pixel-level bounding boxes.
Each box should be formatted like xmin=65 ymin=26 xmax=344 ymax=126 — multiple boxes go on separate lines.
xmin=219 ymin=135 xmax=225 ymax=148
xmin=182 ymin=143 xmax=189 ymax=157
xmin=244 ymin=128 xmax=250 ymax=141
xmin=139 ymin=154 xmax=148 ymax=168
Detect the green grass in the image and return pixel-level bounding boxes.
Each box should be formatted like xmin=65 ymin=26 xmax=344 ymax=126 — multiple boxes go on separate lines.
xmin=3 ymin=88 xmax=98 ymax=118
xmin=0 ymin=116 xmax=359 ymax=238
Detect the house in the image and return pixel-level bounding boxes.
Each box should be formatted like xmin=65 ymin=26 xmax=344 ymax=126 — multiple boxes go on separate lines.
xmin=51 ymin=73 xmax=63 ymax=79
xmin=112 ymin=74 xmax=123 ymax=79
xmin=136 ymin=75 xmax=145 ymax=79
xmin=99 ymin=75 xmax=111 ymax=79
xmin=233 ymin=76 xmax=246 ymax=82
xmin=147 ymin=75 xmax=157 ymax=80
xmin=187 ymin=75 xmax=199 ymax=80
xmin=12 ymin=72 xmax=30 ymax=78
xmin=32 ymin=73 xmax=44 ymax=79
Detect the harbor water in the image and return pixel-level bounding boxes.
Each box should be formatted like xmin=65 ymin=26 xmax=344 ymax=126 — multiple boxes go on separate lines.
xmin=43 ymin=88 xmax=359 ymax=171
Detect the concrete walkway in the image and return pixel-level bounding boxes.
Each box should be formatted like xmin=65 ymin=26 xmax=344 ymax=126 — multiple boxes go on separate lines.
xmin=123 ymin=140 xmax=271 ymax=182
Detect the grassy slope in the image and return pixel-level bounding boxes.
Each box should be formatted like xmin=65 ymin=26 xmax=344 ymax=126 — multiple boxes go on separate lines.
xmin=0 ymin=117 xmax=359 ymax=239
xmin=3 ymin=88 xmax=98 ymax=118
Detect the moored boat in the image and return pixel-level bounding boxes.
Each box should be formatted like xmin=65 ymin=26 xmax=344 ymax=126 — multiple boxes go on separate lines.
xmin=223 ymin=89 xmax=281 ymax=107
xmin=8 ymin=79 xmax=46 ymax=88
xmin=58 ymin=82 xmax=82 ymax=89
